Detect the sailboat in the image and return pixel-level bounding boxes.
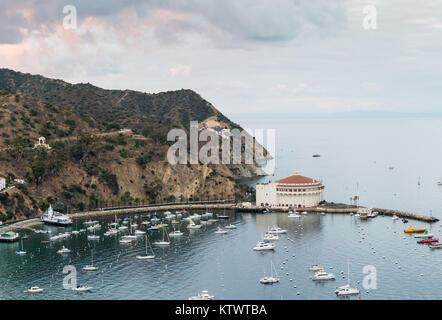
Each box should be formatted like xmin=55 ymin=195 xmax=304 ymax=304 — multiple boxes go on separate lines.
xmin=169 ymin=226 xmax=184 ymax=237
xmin=217 ymin=204 xmax=229 ymax=220
xmin=136 ymin=236 xmax=155 ymax=260
xmin=154 ymin=228 xmax=170 ymax=246
xmin=335 ymin=260 xmax=359 ymax=296
xmin=16 ymin=237 xmax=26 ymax=255
xmin=83 ymin=248 xmax=98 ymax=271
xmin=260 ymin=260 xmax=279 ymax=284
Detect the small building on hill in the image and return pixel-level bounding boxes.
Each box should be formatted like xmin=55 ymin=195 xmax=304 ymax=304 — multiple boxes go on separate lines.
xmin=256 ymin=171 xmax=324 ymax=208
xmin=0 ymin=177 xmax=5 ymax=191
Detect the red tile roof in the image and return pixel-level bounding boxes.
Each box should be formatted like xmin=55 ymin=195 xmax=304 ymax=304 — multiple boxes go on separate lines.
xmin=276 ymin=173 xmax=322 ymax=186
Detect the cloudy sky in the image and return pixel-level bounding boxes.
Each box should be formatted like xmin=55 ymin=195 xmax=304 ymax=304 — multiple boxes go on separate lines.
xmin=1 ymin=0 xmax=442 ymax=116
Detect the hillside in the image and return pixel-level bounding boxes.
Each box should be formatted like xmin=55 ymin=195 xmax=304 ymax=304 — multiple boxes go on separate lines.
xmin=0 ymin=69 xmax=266 ymax=222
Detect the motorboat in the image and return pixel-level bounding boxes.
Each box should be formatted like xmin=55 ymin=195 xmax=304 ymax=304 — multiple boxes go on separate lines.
xmin=429 ymin=244 xmax=442 ymax=249
xmin=27 ymin=286 xmax=44 ymax=293
xmin=417 ymin=238 xmax=439 ymax=244
xmin=87 ymin=234 xmax=100 ymax=241
xmin=335 ymin=284 xmax=359 ymax=296
xmin=188 ymin=290 xmax=214 ymax=300
xmin=288 ymin=210 xmax=301 ymax=218
xmin=224 ymin=224 xmax=237 ymax=230
xmin=260 ymin=260 xmax=279 ymax=284
xmin=135 ymin=230 xmax=146 ymax=235
xmin=72 ymin=285 xmax=92 ymax=292
xmin=119 ymin=238 xmax=132 ymax=244
xmin=214 ymin=227 xmax=228 ymax=234
xmin=392 ymin=215 xmax=399 ymax=220
xmin=253 ymin=241 xmax=276 ymax=251
xmin=149 ymin=226 xmax=159 ymax=231
xmin=267 ymin=226 xmax=287 ymax=234
xmin=136 ymin=236 xmax=155 ymax=260
xmin=263 ymin=234 xmax=278 ymax=241
xmin=414 ymin=230 xmax=434 ymax=238
xmin=40 ymin=205 xmax=72 ymax=227
xmin=311 ymin=271 xmax=335 ymax=281
xmin=57 ymin=246 xmax=71 ymax=254
xmin=404 ymin=226 xmax=427 ymax=234
xmin=308 ymin=265 xmax=324 ymax=272
xmin=301 ymin=211 xmax=308 ymax=215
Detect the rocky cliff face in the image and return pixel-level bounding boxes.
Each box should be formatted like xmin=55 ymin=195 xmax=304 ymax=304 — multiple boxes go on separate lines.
xmin=0 ymin=69 xmax=266 ymax=222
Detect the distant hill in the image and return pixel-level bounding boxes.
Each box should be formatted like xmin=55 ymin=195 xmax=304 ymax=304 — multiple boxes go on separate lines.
xmin=0 ymin=69 xmax=263 ymax=222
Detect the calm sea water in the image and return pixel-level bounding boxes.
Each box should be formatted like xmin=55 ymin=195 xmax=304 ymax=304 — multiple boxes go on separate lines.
xmin=1 ymin=117 xmax=442 ymax=300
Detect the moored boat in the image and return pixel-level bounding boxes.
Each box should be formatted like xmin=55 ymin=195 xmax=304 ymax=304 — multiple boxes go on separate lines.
xmin=404 ymin=226 xmax=427 ymax=234
xmin=417 ymin=238 xmax=438 ymax=244
xmin=40 ymin=205 xmax=72 ymax=227
xmin=414 ymin=230 xmax=434 ymax=238
xmin=0 ymin=231 xmax=19 ymax=242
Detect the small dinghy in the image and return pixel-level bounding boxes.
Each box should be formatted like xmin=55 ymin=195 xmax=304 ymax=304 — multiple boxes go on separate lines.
xmin=214 ymin=227 xmax=228 ymax=234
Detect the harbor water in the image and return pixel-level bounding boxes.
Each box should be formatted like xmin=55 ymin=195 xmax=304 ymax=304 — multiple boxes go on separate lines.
xmin=1 ymin=117 xmax=442 ymax=299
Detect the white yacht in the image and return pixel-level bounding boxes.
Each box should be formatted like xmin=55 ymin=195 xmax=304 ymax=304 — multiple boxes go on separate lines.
xmin=188 ymin=290 xmax=214 ymax=300
xmin=253 ymin=241 xmax=276 ymax=251
xmin=301 ymin=211 xmax=308 ymax=215
xmin=392 ymin=215 xmax=399 ymax=220
xmin=40 ymin=205 xmax=72 ymax=227
xmin=135 ymin=230 xmax=146 ymax=235
xmin=267 ymin=226 xmax=287 ymax=234
xmin=311 ymin=271 xmax=335 ymax=281
xmin=260 ymin=260 xmax=280 ymax=284
xmin=27 ymin=286 xmax=44 ymax=293
xmin=84 ymin=220 xmax=99 ymax=226
xmin=224 ymin=224 xmax=237 ymax=229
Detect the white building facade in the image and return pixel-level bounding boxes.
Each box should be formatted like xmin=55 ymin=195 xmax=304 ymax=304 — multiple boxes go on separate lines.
xmin=256 ymin=171 xmax=324 ymax=208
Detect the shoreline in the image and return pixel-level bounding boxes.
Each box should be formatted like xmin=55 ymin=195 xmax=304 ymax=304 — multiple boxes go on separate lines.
xmin=1 ymin=202 xmax=437 ymax=233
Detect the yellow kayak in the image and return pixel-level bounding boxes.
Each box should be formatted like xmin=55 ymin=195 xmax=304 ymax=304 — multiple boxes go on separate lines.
xmin=404 ymin=226 xmax=427 ymax=234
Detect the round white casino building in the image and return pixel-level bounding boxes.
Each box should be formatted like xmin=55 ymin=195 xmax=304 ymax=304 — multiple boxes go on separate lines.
xmin=256 ymin=171 xmax=324 ymax=208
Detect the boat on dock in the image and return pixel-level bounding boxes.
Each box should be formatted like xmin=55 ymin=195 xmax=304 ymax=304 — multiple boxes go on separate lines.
xmin=0 ymin=231 xmax=19 ymax=242
xmin=404 ymin=226 xmax=427 ymax=234
xmin=40 ymin=205 xmax=72 ymax=227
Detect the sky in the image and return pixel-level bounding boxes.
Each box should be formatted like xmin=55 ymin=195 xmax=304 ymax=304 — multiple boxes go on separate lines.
xmin=1 ymin=0 xmax=442 ymax=117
